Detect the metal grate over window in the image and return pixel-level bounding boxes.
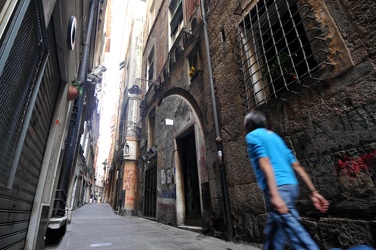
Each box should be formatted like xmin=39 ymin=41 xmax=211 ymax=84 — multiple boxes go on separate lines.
xmin=0 ymin=0 xmax=46 ymax=187
xmin=236 ymin=0 xmax=329 ymax=110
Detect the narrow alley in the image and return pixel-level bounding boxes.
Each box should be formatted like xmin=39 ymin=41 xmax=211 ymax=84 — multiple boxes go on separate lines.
xmin=45 ymin=203 xmax=259 ymax=250
xmin=1 ymin=0 xmax=376 ymax=249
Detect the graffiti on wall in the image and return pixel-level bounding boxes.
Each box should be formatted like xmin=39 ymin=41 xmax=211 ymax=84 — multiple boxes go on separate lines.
xmin=161 ymin=169 xmax=166 ymax=185
xmin=161 ymin=168 xmax=174 ymax=185
xmin=336 ymin=149 xmax=376 ymax=177
xmin=123 ymin=167 xmax=136 ymax=208
xmin=167 ymin=168 xmax=172 ymax=184
xmin=336 ymin=149 xmax=375 ymax=196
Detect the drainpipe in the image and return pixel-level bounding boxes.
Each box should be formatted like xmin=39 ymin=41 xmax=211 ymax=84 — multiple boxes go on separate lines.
xmin=53 ymin=0 xmax=98 ymax=218
xmin=200 ymin=0 xmax=233 ymax=241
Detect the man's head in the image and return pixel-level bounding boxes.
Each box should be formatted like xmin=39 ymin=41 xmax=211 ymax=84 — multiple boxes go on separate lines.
xmin=244 ymin=111 xmax=267 ymax=133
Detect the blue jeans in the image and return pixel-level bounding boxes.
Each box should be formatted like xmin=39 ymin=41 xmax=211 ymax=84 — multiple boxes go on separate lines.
xmin=263 ymin=184 xmax=319 ymax=250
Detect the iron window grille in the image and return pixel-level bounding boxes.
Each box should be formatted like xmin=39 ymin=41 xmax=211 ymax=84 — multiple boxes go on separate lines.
xmin=237 ymin=0 xmax=329 ymax=111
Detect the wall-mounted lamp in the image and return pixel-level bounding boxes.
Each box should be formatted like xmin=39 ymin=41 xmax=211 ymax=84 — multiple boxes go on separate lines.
xmin=141 ymin=155 xmax=148 ymax=161
xmin=136 ymin=78 xmax=161 ymax=86
xmin=140 ymin=147 xmax=157 ymax=163
xmin=149 ymin=146 xmax=157 ymax=154
xmin=87 ymin=73 xmax=101 ymax=84
xmin=87 ymin=66 xmax=107 ymax=84
xmin=128 ymin=85 xmax=142 ymax=95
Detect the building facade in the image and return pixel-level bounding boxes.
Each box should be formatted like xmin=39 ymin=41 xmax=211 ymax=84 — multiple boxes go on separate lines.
xmin=136 ymin=0 xmax=376 ymax=248
xmin=0 ymin=0 xmax=107 ymax=249
xmin=106 ymin=0 xmax=146 ymax=215
xmin=139 ymin=0 xmax=230 ymax=234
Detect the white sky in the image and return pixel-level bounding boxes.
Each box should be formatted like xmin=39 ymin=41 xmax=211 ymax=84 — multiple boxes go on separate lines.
xmin=97 ymin=0 xmax=128 ymax=171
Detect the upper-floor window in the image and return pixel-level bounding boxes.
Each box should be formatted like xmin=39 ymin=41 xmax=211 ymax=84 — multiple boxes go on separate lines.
xmin=237 ymin=0 xmax=327 ymax=111
xmin=148 ymin=61 xmax=154 ymax=82
xmin=147 ymin=47 xmax=155 ymax=90
xmin=189 ymin=48 xmax=201 ymax=70
xmin=169 ymin=0 xmax=184 ymax=47
xmin=124 ymin=144 xmax=130 ymax=156
xmin=148 ymin=0 xmax=156 ymax=33
xmin=188 ymin=46 xmax=202 ymax=81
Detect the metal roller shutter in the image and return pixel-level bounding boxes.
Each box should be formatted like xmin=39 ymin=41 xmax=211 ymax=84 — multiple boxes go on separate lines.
xmin=0 ymin=0 xmax=60 ymax=248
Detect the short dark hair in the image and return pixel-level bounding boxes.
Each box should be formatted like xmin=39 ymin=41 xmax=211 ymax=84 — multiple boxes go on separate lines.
xmin=244 ymin=111 xmax=267 ymax=133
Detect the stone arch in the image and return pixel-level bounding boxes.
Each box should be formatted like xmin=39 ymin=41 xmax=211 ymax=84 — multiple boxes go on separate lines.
xmin=155 ymin=90 xmax=208 ymax=226
xmin=157 ymin=87 xmax=205 ymax=129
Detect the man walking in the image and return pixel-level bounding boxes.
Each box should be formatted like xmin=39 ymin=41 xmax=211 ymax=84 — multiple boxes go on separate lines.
xmin=244 ymin=111 xmax=329 ymax=250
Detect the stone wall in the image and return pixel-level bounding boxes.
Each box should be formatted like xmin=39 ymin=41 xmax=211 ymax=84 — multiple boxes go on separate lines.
xmin=205 ymin=0 xmax=376 ymax=248
xmin=140 ymin=0 xmax=375 ymax=247
xmin=323 ymin=0 xmax=376 ymax=64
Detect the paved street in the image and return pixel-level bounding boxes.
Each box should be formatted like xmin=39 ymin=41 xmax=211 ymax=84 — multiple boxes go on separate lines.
xmin=45 ymin=203 xmax=260 ymax=250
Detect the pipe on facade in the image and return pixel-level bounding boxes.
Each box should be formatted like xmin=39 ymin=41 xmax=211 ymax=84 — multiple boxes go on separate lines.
xmin=199 ymin=0 xmax=233 ymax=241
xmin=53 ymin=0 xmax=98 ymax=217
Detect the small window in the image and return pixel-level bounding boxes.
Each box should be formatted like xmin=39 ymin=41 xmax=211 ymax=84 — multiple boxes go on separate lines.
xmin=147 ymin=47 xmax=155 ymax=88
xmin=237 ymin=0 xmax=327 ymax=110
xmin=148 ymin=62 xmax=154 ymax=81
xmin=169 ymin=0 xmax=183 ymax=36
xmin=124 ymin=144 xmax=130 ymax=156
xmin=189 ymin=49 xmax=201 ymax=70
xmin=188 ymin=47 xmax=201 ymax=80
xmin=148 ymin=0 xmax=156 ymax=32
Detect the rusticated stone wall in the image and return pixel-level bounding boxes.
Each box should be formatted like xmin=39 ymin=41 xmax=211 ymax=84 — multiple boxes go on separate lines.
xmin=205 ymin=0 xmax=376 ymax=248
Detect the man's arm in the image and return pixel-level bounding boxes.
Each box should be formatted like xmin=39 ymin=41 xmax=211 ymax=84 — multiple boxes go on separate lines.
xmin=258 ymin=157 xmax=289 ymax=214
xmin=292 ymin=162 xmax=329 ymax=213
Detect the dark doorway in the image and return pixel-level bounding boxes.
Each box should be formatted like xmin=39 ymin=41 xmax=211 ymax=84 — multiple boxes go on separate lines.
xmin=144 ymin=155 xmax=157 ymax=217
xmin=178 ymin=130 xmax=202 ymax=226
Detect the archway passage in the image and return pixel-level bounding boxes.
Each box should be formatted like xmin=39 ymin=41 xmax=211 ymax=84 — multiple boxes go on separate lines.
xmin=178 ymin=130 xmax=202 ymax=226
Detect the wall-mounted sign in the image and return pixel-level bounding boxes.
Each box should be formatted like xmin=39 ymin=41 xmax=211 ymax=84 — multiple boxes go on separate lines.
xmin=165 ymin=119 xmax=174 ymax=126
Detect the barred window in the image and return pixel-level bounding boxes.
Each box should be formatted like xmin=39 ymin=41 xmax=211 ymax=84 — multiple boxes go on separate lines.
xmin=237 ymin=0 xmax=328 ymax=110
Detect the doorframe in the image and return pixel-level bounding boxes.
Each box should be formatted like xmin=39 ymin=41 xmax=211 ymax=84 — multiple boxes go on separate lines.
xmin=143 ymin=154 xmax=157 ymax=218
xmin=174 ymin=123 xmax=205 ymax=226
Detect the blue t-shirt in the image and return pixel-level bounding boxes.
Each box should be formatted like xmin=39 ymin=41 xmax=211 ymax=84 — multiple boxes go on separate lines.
xmin=245 ymin=128 xmax=298 ymax=191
